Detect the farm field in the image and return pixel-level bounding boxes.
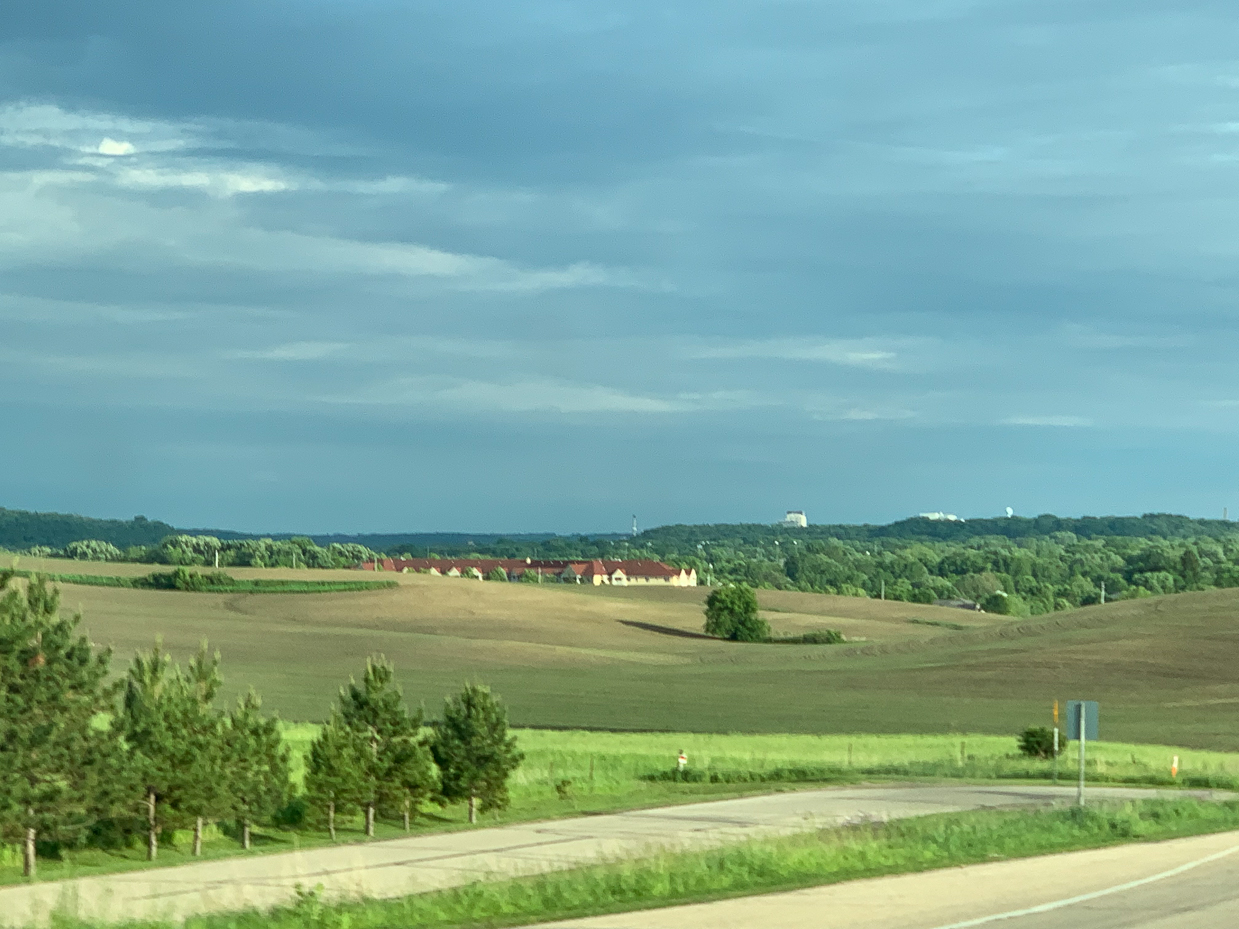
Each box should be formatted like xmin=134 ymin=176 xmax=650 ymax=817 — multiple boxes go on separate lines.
xmin=17 ymin=560 xmax=1239 ymax=748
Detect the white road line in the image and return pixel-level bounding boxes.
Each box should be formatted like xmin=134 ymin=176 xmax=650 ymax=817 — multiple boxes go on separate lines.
xmin=927 ymin=841 xmax=1239 ymax=929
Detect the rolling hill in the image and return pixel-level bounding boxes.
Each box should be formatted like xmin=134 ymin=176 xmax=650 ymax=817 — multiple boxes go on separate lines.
xmin=17 ymin=555 xmax=1239 ymax=750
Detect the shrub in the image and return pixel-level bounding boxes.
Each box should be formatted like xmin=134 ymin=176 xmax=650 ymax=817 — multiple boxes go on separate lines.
xmin=485 ymin=567 xmax=508 ymax=582
xmin=145 ymin=568 xmax=236 ymax=591
xmin=791 ymin=629 xmax=845 ymax=644
xmin=1018 ymin=726 xmax=1058 ymax=758
xmin=981 ymin=591 xmax=1030 ymax=616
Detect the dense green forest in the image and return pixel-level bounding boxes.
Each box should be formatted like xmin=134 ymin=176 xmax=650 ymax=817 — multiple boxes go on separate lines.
xmin=0 ymin=508 xmax=179 ymax=550
xmin=11 ymin=506 xmax=1239 ymax=614
xmin=0 ymin=506 xmax=574 ymax=554
xmin=656 ymin=534 xmax=1239 ymax=614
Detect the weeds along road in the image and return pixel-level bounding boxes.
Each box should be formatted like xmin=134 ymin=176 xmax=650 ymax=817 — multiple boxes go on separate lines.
xmin=543 ymin=826 xmax=1239 ymax=929
xmin=0 ymin=785 xmax=1199 ymax=927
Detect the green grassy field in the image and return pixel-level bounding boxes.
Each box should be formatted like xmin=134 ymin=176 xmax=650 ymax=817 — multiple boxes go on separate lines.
xmin=16 ymin=556 xmax=1239 ymax=748
xmin=286 ymin=727 xmax=1239 ymax=795
xmin=7 ymin=726 xmax=1238 ymax=887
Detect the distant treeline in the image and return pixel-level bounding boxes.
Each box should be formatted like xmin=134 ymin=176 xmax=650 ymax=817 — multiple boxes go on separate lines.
xmin=640 ymin=513 xmax=1239 ymax=545
xmin=690 ymin=535 xmax=1239 ymax=614
xmin=10 ymin=567 xmax=397 ymax=594
xmin=20 ymin=535 xmax=381 ymax=569
xmin=14 ymin=507 xmax=1239 ymax=613
xmin=0 ymin=506 xmax=596 ymax=555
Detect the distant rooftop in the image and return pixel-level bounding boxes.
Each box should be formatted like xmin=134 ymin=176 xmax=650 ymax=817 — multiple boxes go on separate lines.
xmin=919 ymin=512 xmax=964 ymax=522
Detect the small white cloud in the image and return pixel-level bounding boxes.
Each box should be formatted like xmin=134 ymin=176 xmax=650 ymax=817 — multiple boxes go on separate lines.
xmin=694 ymin=338 xmax=900 ymax=368
xmin=840 ymin=408 xmax=915 ymax=421
xmin=809 ymin=406 xmax=916 ymax=421
xmin=97 ymin=138 xmax=136 ymax=156
xmin=1003 ymin=415 xmax=1092 ymax=427
xmin=227 ymin=341 xmax=347 ymax=361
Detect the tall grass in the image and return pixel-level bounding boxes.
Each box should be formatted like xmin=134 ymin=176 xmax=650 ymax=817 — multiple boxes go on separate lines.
xmin=280 ymin=725 xmax=1239 ymax=799
xmin=56 ymin=799 xmax=1239 ymax=929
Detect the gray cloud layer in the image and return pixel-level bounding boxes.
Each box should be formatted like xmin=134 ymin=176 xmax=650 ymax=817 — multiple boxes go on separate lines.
xmin=2 ymin=1 xmax=1238 ymax=531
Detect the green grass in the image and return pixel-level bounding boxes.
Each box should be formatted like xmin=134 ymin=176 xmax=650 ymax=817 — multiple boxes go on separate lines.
xmin=47 ymin=799 xmax=1239 ymax=929
xmin=284 ymin=725 xmax=1239 ymax=796
xmin=10 ymin=728 xmax=1236 ymax=887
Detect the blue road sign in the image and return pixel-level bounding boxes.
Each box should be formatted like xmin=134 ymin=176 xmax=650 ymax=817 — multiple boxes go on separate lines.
xmin=1066 ymin=700 xmax=1099 ymax=741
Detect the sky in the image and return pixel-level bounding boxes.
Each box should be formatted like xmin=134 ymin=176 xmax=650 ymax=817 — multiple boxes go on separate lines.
xmin=2 ymin=0 xmax=1239 ymax=534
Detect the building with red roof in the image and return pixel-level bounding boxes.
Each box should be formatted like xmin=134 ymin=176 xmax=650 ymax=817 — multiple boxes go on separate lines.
xmin=356 ymin=556 xmax=697 ymax=586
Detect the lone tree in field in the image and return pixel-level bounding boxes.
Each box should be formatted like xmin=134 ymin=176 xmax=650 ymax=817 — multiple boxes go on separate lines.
xmin=703 ymin=583 xmax=769 ymax=642
xmin=0 ymin=571 xmax=126 ymax=878
xmin=432 ymin=684 xmax=523 ymax=824
xmin=224 ymin=689 xmax=291 ymax=850
xmin=331 ymin=656 xmax=437 ymax=836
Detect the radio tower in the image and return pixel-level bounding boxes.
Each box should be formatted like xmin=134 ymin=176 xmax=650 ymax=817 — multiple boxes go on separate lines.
xmin=632 ymin=514 xmax=638 ymax=537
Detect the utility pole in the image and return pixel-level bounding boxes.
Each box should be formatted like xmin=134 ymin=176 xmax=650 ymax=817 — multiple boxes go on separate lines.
xmin=1100 ymin=581 xmax=1105 ymax=605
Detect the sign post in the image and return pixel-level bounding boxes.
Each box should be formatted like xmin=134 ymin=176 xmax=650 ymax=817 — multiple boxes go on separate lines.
xmin=1052 ymin=700 xmax=1059 ymax=785
xmin=1066 ymin=700 xmax=1099 ymax=806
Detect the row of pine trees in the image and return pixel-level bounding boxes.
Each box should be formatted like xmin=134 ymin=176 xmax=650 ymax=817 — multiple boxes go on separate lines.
xmin=0 ymin=570 xmax=523 ymax=878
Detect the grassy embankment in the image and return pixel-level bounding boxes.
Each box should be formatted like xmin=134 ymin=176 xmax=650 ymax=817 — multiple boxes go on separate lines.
xmin=44 ymin=799 xmax=1239 ymax=929
xmin=6 ymin=728 xmax=1238 ymax=886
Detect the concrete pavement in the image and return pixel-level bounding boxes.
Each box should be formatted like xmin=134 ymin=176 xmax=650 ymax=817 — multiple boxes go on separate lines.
xmin=0 ymin=784 xmax=1209 ymax=926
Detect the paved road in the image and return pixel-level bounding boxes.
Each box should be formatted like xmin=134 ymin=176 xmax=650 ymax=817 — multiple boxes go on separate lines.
xmin=0 ymin=784 xmax=1206 ymax=927
xmin=542 ymin=826 xmax=1239 ymax=929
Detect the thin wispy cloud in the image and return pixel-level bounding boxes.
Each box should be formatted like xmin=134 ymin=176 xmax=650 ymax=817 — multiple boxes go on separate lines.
xmin=1002 ymin=416 xmax=1094 ymax=427
xmin=692 ymin=339 xmax=903 ymax=369
xmin=226 ymin=342 xmax=348 ymax=361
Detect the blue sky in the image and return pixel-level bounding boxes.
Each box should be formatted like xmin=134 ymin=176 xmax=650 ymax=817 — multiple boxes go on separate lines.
xmin=2 ymin=1 xmax=1239 ymax=533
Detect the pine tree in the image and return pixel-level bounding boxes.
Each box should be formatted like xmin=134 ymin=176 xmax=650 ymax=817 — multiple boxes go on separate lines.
xmin=224 ymin=689 xmax=291 ymax=850
xmin=303 ymin=712 xmax=367 ymax=840
xmin=333 ymin=657 xmax=436 ymax=836
xmin=115 ymin=640 xmax=230 ymax=859
xmin=178 ymin=643 xmax=228 ymax=856
xmin=0 ymin=571 xmax=124 ymax=878
xmin=431 ymin=684 xmax=523 ymax=824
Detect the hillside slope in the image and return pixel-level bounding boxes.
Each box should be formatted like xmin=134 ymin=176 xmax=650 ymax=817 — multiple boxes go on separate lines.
xmin=36 ymin=565 xmax=1239 ymax=749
